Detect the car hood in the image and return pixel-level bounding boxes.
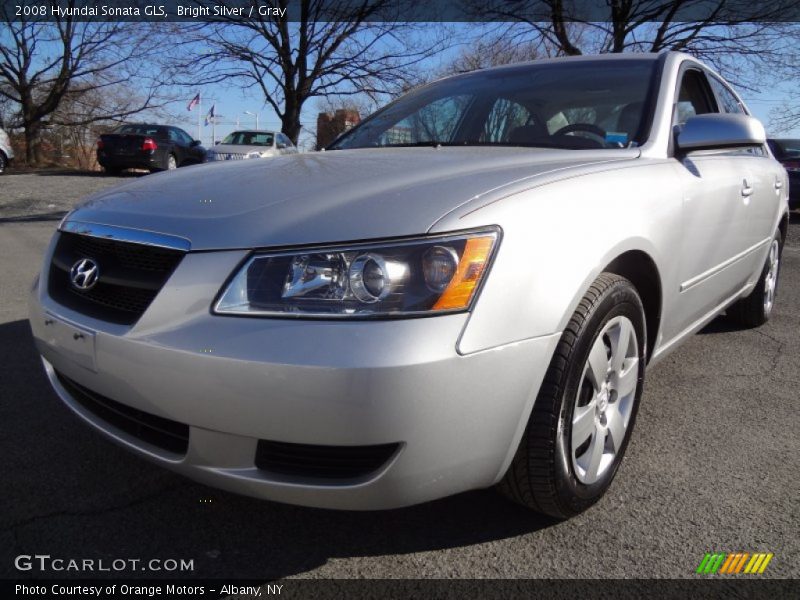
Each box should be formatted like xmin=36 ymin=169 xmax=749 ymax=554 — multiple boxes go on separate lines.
xmin=208 ymin=144 xmax=275 ymax=155
xmin=66 ymin=147 xmax=638 ymax=250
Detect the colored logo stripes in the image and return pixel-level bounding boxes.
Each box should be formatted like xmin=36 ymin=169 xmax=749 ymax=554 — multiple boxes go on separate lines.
xmin=696 ymin=552 xmax=774 ymax=574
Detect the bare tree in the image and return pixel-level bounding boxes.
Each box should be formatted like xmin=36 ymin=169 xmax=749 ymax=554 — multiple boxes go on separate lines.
xmin=0 ymin=8 xmax=169 ymax=165
xmin=770 ymin=103 xmax=800 ymax=134
xmin=442 ymin=34 xmax=549 ymax=75
xmin=49 ymin=81 xmax=173 ymax=169
xmin=177 ymin=0 xmax=450 ymax=144
xmin=466 ymin=1 xmax=800 ymax=90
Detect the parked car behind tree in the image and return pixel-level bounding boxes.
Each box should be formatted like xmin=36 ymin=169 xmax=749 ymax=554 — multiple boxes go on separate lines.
xmin=205 ymin=130 xmax=297 ymax=162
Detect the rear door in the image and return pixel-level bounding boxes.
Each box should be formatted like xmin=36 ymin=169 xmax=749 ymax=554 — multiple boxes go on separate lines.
xmin=175 ymin=128 xmax=204 ymax=163
xmin=671 ymin=67 xmax=754 ymax=331
xmin=167 ymin=128 xmax=187 ymax=164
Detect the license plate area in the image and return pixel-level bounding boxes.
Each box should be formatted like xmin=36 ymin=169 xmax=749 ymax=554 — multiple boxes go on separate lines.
xmin=42 ymin=313 xmax=97 ymax=372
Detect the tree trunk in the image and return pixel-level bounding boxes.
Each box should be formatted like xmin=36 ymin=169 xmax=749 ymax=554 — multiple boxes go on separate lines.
xmin=24 ymin=121 xmax=41 ymax=166
xmin=281 ymin=96 xmax=303 ymax=145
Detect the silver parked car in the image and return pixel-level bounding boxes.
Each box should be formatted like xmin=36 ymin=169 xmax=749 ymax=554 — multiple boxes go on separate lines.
xmin=204 ymin=130 xmax=297 ymax=162
xmin=0 ymin=127 xmax=14 ymax=174
xmin=29 ymin=52 xmax=789 ymax=518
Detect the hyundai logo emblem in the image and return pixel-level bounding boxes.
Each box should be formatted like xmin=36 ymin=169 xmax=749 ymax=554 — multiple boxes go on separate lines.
xmin=70 ymin=258 xmax=100 ymax=291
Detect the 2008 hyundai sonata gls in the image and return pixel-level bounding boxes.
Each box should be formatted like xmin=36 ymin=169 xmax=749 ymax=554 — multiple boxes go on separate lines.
xmin=30 ymin=52 xmax=789 ymax=518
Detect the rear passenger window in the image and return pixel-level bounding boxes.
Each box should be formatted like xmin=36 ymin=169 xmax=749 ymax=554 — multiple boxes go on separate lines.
xmin=708 ymin=77 xmax=745 ymax=114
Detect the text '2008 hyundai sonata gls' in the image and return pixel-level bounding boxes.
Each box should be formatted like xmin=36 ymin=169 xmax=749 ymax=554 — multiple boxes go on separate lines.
xmin=30 ymin=52 xmax=789 ymax=518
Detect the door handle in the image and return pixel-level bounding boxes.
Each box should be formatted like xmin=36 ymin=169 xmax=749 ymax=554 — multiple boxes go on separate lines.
xmin=774 ymin=178 xmax=783 ymax=190
xmin=741 ymin=179 xmax=753 ymax=197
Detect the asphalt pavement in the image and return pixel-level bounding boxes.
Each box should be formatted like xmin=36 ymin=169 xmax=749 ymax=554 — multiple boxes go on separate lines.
xmin=0 ymin=174 xmax=798 ymax=581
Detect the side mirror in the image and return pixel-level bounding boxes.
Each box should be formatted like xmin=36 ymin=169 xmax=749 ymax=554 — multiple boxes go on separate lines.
xmin=215 ymin=141 xmax=221 ymax=145
xmin=676 ymin=114 xmax=765 ymax=152
xmin=190 ymin=140 xmax=202 ymax=147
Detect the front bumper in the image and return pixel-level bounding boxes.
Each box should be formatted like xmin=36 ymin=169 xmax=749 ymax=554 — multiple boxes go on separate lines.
xmin=29 ymin=239 xmax=559 ymax=510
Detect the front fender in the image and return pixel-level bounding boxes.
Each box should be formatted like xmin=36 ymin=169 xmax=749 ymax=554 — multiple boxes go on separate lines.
xmin=430 ymin=160 xmax=680 ymax=355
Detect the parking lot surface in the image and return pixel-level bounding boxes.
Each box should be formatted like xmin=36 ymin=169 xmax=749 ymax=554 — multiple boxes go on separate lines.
xmin=0 ymin=170 xmax=133 ymax=222
xmin=1 ymin=173 xmax=798 ymax=580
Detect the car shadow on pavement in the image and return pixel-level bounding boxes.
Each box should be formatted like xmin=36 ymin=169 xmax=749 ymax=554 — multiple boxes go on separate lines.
xmin=0 ymin=211 xmax=67 ymax=224
xmin=697 ymin=314 xmax=746 ymax=335
xmin=1 ymin=318 xmax=557 ymax=581
xmin=28 ymin=169 xmax=144 ymax=178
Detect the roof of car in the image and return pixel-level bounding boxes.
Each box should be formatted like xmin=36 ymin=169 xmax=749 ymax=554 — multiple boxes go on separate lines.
xmin=230 ymin=130 xmax=278 ymax=135
xmin=464 ymin=52 xmax=662 ymax=75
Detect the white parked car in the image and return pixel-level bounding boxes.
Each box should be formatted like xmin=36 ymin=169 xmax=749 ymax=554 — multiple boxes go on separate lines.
xmin=204 ymin=130 xmax=297 ymax=162
xmin=30 ymin=52 xmax=789 ymax=518
xmin=0 ymin=127 xmax=14 ymax=174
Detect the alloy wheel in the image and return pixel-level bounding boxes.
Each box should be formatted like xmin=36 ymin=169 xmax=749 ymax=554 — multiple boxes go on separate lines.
xmin=763 ymin=239 xmax=780 ymax=315
xmin=571 ymin=315 xmax=639 ymax=485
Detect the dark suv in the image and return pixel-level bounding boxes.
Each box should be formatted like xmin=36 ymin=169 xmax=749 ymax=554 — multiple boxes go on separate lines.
xmin=768 ymin=138 xmax=800 ymax=209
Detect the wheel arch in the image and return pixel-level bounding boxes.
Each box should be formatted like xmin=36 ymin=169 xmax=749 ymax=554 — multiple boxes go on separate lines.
xmin=602 ymin=250 xmax=662 ymax=365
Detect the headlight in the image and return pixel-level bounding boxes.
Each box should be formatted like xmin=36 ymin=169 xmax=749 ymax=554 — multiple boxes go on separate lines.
xmin=214 ymin=229 xmax=499 ymax=318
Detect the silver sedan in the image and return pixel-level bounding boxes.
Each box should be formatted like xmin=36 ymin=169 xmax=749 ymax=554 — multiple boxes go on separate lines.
xmin=204 ymin=130 xmax=297 ymax=162
xmin=29 ymin=52 xmax=789 ymax=518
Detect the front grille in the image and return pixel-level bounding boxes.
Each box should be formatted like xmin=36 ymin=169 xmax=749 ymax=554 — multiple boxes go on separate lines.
xmin=207 ymin=152 xmax=248 ymax=161
xmin=56 ymin=372 xmax=189 ymax=455
xmin=48 ymin=232 xmax=184 ymax=325
xmin=255 ymin=440 xmax=400 ymax=480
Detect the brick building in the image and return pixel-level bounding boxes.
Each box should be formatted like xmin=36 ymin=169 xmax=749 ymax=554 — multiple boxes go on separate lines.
xmin=316 ymin=109 xmax=361 ymax=149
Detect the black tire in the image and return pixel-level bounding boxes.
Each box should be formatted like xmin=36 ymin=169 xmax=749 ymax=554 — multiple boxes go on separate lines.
xmin=499 ymin=273 xmax=647 ymax=519
xmin=0 ymin=151 xmax=7 ymax=175
xmin=726 ymin=231 xmax=783 ymax=328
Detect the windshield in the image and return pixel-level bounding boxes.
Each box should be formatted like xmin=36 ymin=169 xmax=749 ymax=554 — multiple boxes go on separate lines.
xmin=221 ymin=131 xmax=274 ymax=146
xmin=330 ymin=59 xmax=658 ymax=151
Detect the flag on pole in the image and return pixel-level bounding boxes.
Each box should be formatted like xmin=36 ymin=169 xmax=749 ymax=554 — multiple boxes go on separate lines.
xmin=187 ymin=93 xmax=200 ymax=111
xmin=204 ymin=104 xmax=216 ymax=126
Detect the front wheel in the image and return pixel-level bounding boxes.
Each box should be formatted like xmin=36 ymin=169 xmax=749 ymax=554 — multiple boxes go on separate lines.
xmin=166 ymin=154 xmax=177 ymax=170
xmin=726 ymin=231 xmax=783 ymax=328
xmin=0 ymin=151 xmax=7 ymax=174
xmin=499 ymin=273 xmax=646 ymax=519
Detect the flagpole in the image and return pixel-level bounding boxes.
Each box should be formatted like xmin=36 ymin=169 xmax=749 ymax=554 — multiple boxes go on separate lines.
xmin=198 ymin=95 xmax=202 ymax=142
xmin=212 ymin=107 xmax=216 ymax=145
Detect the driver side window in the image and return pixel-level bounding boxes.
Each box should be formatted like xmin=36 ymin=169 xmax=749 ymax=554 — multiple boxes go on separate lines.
xmin=482 ymin=99 xmax=532 ymax=142
xmin=674 ymin=69 xmax=716 ymax=127
xmin=175 ymin=129 xmax=194 ymax=145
